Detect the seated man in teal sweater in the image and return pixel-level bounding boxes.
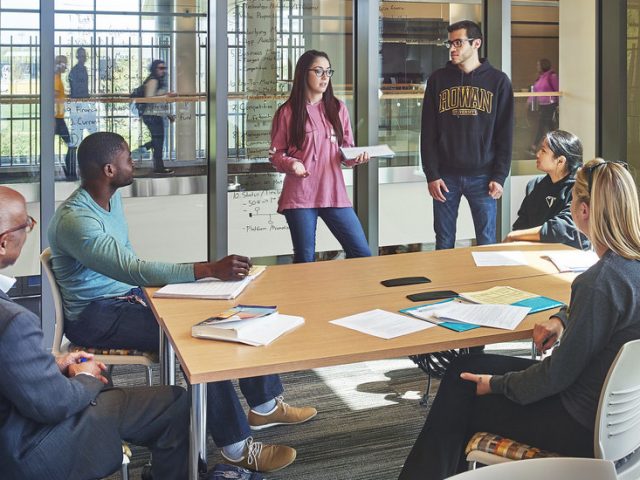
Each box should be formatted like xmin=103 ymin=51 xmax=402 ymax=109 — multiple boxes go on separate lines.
xmin=48 ymin=132 xmax=316 ymax=473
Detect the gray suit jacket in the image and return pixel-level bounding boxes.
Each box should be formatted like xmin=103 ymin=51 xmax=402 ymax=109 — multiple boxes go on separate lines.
xmin=0 ymin=290 xmax=106 ymax=479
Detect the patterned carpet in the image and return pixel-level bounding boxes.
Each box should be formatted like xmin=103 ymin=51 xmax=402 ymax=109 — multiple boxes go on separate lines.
xmin=106 ymin=342 xmax=532 ymax=479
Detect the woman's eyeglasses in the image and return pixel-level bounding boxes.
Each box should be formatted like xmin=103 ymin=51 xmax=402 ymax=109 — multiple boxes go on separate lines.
xmin=583 ymin=161 xmax=629 ymax=194
xmin=308 ymin=68 xmax=335 ymax=78
xmin=0 ymin=215 xmax=37 ymax=237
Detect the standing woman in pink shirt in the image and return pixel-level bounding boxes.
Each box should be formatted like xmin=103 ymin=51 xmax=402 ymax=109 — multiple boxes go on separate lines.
xmin=269 ymin=50 xmax=372 ymax=263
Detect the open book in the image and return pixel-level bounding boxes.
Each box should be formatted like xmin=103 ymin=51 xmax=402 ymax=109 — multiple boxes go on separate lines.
xmin=153 ymin=265 xmax=266 ymax=300
xmin=192 ymin=313 xmax=304 ymax=346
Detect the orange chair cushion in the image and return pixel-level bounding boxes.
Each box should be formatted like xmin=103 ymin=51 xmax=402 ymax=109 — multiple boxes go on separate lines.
xmin=465 ymin=432 xmax=560 ymax=460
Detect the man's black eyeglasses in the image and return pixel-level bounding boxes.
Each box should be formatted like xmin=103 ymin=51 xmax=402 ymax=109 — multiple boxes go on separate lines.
xmin=0 ymin=215 xmax=37 ymax=237
xmin=584 ymin=161 xmax=629 ymax=194
xmin=443 ymin=38 xmax=475 ymax=49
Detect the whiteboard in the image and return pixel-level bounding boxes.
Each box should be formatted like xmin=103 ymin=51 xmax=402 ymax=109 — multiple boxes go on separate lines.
xmin=227 ymin=190 xmax=341 ymax=258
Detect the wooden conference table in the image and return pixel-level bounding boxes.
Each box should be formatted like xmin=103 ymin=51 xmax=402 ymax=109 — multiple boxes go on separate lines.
xmin=146 ymin=243 xmax=577 ymax=479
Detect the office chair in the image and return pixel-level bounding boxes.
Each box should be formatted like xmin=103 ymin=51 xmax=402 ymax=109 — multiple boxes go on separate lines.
xmin=464 ymin=339 xmax=640 ymax=480
xmin=447 ymin=457 xmax=617 ymax=480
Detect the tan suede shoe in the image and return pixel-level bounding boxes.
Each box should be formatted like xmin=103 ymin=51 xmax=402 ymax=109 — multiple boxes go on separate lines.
xmin=221 ymin=437 xmax=296 ymax=473
xmin=248 ymin=396 xmax=318 ymax=430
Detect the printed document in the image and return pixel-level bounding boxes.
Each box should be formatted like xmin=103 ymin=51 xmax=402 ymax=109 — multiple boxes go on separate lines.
xmin=471 ymin=251 xmax=528 ymax=267
xmin=459 ymin=286 xmax=537 ymax=304
xmin=330 ymin=309 xmax=434 ymax=339
xmin=431 ymin=303 xmax=530 ymax=330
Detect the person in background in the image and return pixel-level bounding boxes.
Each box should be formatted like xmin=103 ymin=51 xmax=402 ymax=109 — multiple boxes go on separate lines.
xmin=528 ymin=58 xmax=559 ymax=156
xmin=141 ymin=59 xmax=175 ymax=175
xmin=399 ymin=159 xmax=640 ymax=480
xmin=54 ymin=54 xmax=76 ymax=180
xmin=68 ymin=47 xmax=98 ymax=148
xmin=505 ymin=129 xmax=589 ymax=249
xmin=0 ymin=186 xmax=189 ymax=480
xmin=48 ymin=132 xmax=317 ymax=473
xmin=421 ymin=20 xmax=514 ymax=250
xmin=269 ymin=49 xmax=371 ymax=263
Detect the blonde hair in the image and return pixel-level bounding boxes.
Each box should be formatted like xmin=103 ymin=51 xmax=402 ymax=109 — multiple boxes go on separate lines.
xmin=574 ymin=158 xmax=640 ymax=259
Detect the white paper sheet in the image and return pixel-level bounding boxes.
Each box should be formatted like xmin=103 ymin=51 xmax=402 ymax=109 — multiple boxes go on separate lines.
xmin=471 ymin=251 xmax=528 ymax=267
xmin=340 ymin=144 xmax=395 ymax=160
xmin=330 ymin=309 xmax=434 ymax=339
xmin=431 ymin=303 xmax=530 ymax=330
xmin=543 ymin=250 xmax=599 ymax=272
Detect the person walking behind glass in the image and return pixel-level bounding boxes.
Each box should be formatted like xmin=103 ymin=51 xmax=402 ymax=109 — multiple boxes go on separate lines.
xmin=141 ymin=59 xmax=175 ymax=175
xmin=68 ymin=47 xmax=98 ymax=149
xmin=528 ymin=58 xmax=559 ymax=155
xmin=269 ymin=50 xmax=371 ymax=263
xmin=54 ymin=55 xmax=76 ymax=180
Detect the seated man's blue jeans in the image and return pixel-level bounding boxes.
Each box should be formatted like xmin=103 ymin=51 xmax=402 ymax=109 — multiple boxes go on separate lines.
xmin=283 ymin=207 xmax=371 ymax=263
xmin=66 ymin=288 xmax=284 ymax=447
xmin=433 ymin=174 xmax=497 ymax=250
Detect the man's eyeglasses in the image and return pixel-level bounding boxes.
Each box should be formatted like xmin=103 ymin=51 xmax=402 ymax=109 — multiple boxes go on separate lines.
xmin=443 ymin=38 xmax=475 ymax=49
xmin=308 ymin=68 xmax=335 ymax=78
xmin=0 ymin=215 xmax=37 ymax=237
xmin=583 ymin=161 xmax=629 ymax=194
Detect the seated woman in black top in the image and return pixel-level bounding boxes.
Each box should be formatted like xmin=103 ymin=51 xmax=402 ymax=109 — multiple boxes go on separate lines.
xmin=505 ymin=129 xmax=589 ymax=249
xmin=399 ymin=159 xmax=640 ymax=480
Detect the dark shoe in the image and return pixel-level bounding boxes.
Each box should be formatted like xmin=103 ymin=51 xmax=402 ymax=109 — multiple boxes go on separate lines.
xmin=153 ymin=168 xmax=174 ymax=175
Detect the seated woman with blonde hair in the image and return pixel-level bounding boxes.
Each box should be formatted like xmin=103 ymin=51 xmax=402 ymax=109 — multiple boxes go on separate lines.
xmin=506 ymin=129 xmax=589 ymax=249
xmin=399 ymin=158 xmax=640 ymax=480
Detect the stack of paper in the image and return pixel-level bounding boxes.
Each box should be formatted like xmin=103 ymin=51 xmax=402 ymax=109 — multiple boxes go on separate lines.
xmin=192 ymin=313 xmax=304 ymax=346
xmin=459 ymin=286 xmax=563 ymax=313
xmin=401 ymin=300 xmax=480 ymax=332
xmin=402 ymin=299 xmax=530 ymax=331
xmin=544 ymin=250 xmax=599 ymax=272
xmin=154 ymin=266 xmax=266 ymax=300
xmin=430 ymin=302 xmax=531 ymax=330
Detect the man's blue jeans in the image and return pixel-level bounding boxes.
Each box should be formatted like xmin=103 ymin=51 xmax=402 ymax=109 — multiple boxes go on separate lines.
xmin=433 ymin=174 xmax=497 ymax=250
xmin=67 ymin=288 xmax=283 ymax=447
xmin=283 ymin=207 xmax=371 ymax=263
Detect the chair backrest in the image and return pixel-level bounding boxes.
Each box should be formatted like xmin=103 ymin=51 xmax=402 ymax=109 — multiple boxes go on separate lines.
xmin=595 ymin=338 xmax=640 ymax=462
xmin=40 ymin=247 xmax=65 ymax=355
xmin=447 ymin=458 xmax=617 ymax=480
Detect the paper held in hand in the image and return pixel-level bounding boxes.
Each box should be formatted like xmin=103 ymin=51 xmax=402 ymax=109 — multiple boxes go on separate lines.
xmin=340 ymin=144 xmax=395 ymax=160
xmin=153 ymin=265 xmax=266 ymax=300
xmin=192 ymin=311 xmax=304 ymax=346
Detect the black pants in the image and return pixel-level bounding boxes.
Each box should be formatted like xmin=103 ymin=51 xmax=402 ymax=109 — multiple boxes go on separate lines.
xmin=142 ymin=115 xmax=166 ymax=171
xmin=398 ymin=354 xmax=594 ymax=480
xmin=55 ymin=118 xmax=77 ymax=179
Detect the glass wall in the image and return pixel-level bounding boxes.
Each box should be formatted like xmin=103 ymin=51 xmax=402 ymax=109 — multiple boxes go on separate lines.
xmin=629 ymin=0 xmax=640 ymax=176
xmin=51 ymin=1 xmax=209 ymax=264
xmin=226 ymin=0 xmax=354 ymax=260
xmin=0 ymin=1 xmax=42 ymax=314
xmin=377 ymin=1 xmax=482 ymax=251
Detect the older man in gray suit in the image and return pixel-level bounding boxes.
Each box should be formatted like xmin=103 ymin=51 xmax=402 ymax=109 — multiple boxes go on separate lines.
xmin=0 ymin=186 xmax=189 ymax=479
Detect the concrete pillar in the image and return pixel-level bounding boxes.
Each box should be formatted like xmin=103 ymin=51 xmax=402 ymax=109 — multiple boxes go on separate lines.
xmin=174 ymin=0 xmax=198 ymax=162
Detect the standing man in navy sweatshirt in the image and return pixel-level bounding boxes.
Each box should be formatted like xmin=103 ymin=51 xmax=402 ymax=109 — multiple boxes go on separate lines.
xmin=421 ymin=20 xmax=514 ymax=249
